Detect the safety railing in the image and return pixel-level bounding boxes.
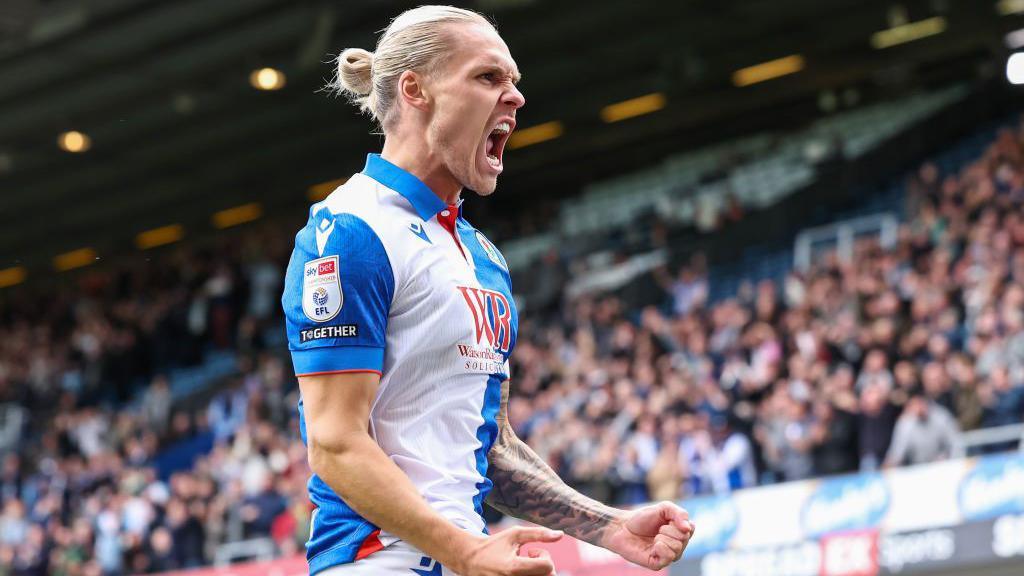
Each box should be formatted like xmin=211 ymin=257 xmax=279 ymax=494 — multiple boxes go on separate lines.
xmin=952 ymin=422 xmax=1024 ymax=459
xmin=213 ymin=537 xmax=277 ymax=567
xmin=793 ymin=212 xmax=899 ymax=272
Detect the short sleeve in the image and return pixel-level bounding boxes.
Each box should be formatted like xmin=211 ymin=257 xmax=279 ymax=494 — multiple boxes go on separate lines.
xmin=281 ymin=208 xmax=394 ymax=376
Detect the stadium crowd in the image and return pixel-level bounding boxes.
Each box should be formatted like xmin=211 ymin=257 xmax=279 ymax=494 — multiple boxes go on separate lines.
xmin=0 ymin=229 xmax=306 ymax=575
xmin=1 ymin=121 xmax=1024 ymax=573
xmin=509 ymin=124 xmax=1024 ymax=504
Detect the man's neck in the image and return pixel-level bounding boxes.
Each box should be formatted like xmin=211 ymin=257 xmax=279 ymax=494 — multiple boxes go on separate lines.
xmin=381 ymin=136 xmax=462 ymax=205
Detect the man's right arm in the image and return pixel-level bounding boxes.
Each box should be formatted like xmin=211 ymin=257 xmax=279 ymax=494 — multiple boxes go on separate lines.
xmin=299 ymin=371 xmax=561 ymax=576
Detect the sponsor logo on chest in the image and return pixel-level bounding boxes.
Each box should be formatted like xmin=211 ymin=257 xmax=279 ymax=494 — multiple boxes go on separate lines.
xmin=456 ymin=286 xmax=511 ymax=353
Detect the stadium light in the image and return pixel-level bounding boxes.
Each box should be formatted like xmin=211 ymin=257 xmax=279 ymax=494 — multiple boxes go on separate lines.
xmin=0 ymin=266 xmax=26 ymax=289
xmin=997 ymin=0 xmax=1024 ymax=16
xmin=1006 ymin=28 xmax=1024 ymax=49
xmin=1007 ymin=53 xmax=1024 ymax=84
xmin=308 ymin=177 xmax=349 ymax=202
xmin=732 ymin=55 xmax=805 ymax=87
xmin=870 ymin=17 xmax=947 ymax=49
xmin=57 ymin=130 xmax=91 ymax=153
xmin=136 ymin=224 xmax=184 ymax=250
xmin=54 ymin=248 xmax=98 ymax=271
xmin=213 ymin=203 xmax=262 ymax=229
xmin=600 ymin=93 xmax=667 ymax=123
xmin=507 ymin=121 xmax=564 ymax=150
xmin=249 ymin=67 xmax=286 ymax=91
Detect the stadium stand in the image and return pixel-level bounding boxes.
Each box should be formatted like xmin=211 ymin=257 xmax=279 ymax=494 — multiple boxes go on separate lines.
xmin=500 ymin=85 xmax=969 ymax=271
xmin=1 ymin=108 xmax=1024 ymax=574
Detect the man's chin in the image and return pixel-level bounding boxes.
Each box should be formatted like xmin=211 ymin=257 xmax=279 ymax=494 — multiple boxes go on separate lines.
xmin=469 ymin=176 xmax=498 ymax=196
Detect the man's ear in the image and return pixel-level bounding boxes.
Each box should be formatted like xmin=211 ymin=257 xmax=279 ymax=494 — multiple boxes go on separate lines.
xmin=397 ymin=70 xmax=431 ymax=112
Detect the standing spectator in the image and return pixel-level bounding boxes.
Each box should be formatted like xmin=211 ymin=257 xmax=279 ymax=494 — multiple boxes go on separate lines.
xmin=857 ymin=383 xmax=898 ymax=471
xmin=950 ymin=354 xmax=984 ymax=431
xmin=780 ymin=389 xmax=814 ymax=481
xmin=885 ymin=394 xmax=962 ymax=466
xmin=810 ymin=399 xmax=859 ymax=476
xmin=980 ymin=365 xmax=1024 ymax=428
xmin=0 ymin=500 xmax=27 ymax=547
xmin=166 ymin=498 xmax=205 ymax=569
xmin=141 ymin=374 xmax=172 ymax=436
xmin=0 ymin=456 xmax=23 ymax=516
xmin=207 ymin=378 xmax=248 ymax=444
xmin=239 ymin=477 xmax=287 ymax=539
xmin=93 ymin=510 xmax=123 ymax=575
xmin=680 ymin=416 xmax=755 ymax=495
xmin=646 ymin=428 xmax=683 ymax=502
xmin=145 ymin=527 xmax=178 ymax=573
xmin=856 ymin=349 xmax=894 ymax=392
xmin=658 ymin=264 xmax=708 ymax=317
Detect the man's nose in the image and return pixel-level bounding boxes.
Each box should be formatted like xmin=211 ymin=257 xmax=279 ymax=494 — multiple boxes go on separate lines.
xmin=504 ymin=85 xmax=525 ymax=109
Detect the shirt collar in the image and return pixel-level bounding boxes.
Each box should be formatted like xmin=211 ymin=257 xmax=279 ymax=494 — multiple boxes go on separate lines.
xmin=361 ymin=154 xmax=447 ymax=221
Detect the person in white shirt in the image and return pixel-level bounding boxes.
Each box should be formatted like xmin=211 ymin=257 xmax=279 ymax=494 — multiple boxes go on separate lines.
xmin=884 ymin=394 xmax=962 ymax=467
xmin=680 ymin=415 xmax=756 ymax=495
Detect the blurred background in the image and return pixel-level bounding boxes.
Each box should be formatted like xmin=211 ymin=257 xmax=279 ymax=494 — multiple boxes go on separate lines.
xmin=1 ymin=0 xmax=1024 ymax=575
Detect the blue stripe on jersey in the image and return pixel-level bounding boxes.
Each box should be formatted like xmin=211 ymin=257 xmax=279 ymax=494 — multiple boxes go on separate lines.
xmin=458 ymin=219 xmax=518 ymax=526
xmin=361 ymin=154 xmax=446 ymax=221
xmin=472 ymin=374 xmax=504 ymax=524
xmin=298 ymin=400 xmax=382 ymax=575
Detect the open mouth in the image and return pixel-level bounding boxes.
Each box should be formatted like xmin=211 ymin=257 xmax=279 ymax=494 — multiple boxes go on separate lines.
xmin=485 ymin=120 xmax=513 ymax=171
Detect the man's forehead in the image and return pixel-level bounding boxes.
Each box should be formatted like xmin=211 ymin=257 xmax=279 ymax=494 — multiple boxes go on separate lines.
xmin=476 ymin=50 xmax=521 ymax=81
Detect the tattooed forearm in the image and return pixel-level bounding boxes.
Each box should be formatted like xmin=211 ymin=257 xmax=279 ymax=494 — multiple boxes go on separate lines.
xmin=486 ymin=381 xmax=623 ymax=546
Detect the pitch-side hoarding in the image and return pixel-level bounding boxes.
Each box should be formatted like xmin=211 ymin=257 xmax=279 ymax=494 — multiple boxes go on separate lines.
xmin=157 ymin=451 xmax=1024 ymax=576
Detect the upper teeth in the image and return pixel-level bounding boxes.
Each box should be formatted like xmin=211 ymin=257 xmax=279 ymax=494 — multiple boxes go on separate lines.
xmin=493 ymin=122 xmax=511 ymax=134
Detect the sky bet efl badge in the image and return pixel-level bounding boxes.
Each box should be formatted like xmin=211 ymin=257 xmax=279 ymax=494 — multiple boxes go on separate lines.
xmin=303 ymin=255 xmax=343 ymax=323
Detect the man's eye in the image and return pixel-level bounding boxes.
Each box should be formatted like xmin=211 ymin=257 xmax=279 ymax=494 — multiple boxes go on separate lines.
xmin=480 ymin=73 xmax=496 ymax=82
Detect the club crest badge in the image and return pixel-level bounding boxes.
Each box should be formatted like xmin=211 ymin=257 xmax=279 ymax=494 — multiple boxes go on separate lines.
xmin=475 ymin=231 xmax=506 ymax=269
xmin=303 ymin=255 xmax=343 ymax=323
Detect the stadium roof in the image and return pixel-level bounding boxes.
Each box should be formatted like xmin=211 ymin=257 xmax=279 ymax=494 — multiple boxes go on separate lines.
xmin=0 ymin=0 xmax=1017 ymax=271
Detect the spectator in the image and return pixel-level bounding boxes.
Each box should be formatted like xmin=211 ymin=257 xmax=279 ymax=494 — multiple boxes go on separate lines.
xmin=646 ymin=427 xmax=683 ymax=502
xmin=885 ymin=394 xmax=962 ymax=467
xmin=145 ymin=527 xmax=178 ymax=573
xmin=858 ymin=383 xmax=898 ymax=471
xmin=166 ymin=498 xmax=205 ymax=569
xmin=810 ymin=399 xmax=859 ymax=476
xmin=207 ymin=378 xmax=248 ymax=444
xmin=0 ymin=500 xmax=27 ymax=547
xmin=141 ymin=374 xmax=172 ymax=436
xmin=756 ymin=386 xmax=814 ymax=482
xmin=660 ymin=263 xmax=708 ymax=317
xmin=680 ymin=415 xmax=756 ymax=495
xmin=980 ymin=365 xmax=1024 ymax=428
xmin=240 ymin=477 xmax=287 ymax=539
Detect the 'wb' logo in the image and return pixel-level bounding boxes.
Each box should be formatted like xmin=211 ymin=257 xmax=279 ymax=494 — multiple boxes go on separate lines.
xmin=457 ymin=286 xmax=512 ymax=353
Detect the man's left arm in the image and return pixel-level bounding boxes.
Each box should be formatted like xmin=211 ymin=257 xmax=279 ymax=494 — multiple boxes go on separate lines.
xmin=486 ymin=380 xmax=694 ymax=570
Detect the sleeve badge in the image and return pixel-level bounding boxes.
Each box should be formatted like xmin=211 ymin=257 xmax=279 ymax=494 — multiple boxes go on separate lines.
xmin=302 ymin=255 xmax=343 ymax=323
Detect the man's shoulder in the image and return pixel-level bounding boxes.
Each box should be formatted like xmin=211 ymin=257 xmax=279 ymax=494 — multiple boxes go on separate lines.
xmin=293 ymin=177 xmax=422 ymax=261
xmin=315 ymin=174 xmax=431 ymax=255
